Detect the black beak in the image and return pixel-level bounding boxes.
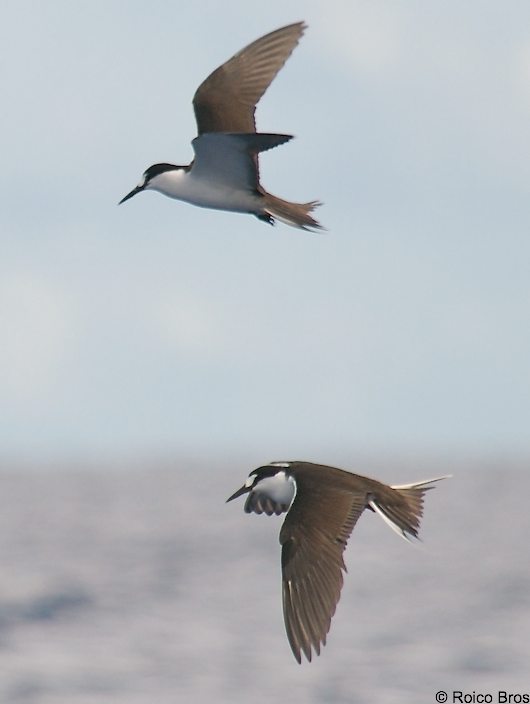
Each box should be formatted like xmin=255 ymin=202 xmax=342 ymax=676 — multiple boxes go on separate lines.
xmin=118 ymin=185 xmax=144 ymax=205
xmin=226 ymin=484 xmax=250 ymax=503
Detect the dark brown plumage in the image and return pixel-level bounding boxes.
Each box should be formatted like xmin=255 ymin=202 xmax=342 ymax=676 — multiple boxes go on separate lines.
xmin=193 ymin=22 xmax=306 ymax=134
xmin=227 ymin=461 xmax=449 ymax=663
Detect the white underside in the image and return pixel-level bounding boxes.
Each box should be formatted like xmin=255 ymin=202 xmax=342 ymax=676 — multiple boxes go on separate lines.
xmin=147 ymin=169 xmax=261 ymax=213
xmin=145 ymin=133 xmax=277 ymax=214
xmin=251 ymin=471 xmax=297 ymax=507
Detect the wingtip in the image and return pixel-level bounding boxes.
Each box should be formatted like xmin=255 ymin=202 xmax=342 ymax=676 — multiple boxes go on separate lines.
xmin=283 ymin=20 xmax=307 ymax=34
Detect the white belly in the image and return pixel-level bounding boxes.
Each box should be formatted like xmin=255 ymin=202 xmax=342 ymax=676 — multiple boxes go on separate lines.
xmin=148 ymin=169 xmax=261 ymax=213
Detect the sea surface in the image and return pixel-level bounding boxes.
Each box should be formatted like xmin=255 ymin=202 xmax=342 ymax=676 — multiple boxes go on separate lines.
xmin=0 ymin=460 xmax=528 ymax=703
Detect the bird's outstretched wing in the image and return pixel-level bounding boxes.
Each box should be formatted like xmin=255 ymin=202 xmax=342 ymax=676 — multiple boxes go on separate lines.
xmin=193 ymin=22 xmax=306 ymax=134
xmin=191 ymin=132 xmax=292 ymax=191
xmin=279 ymin=483 xmax=367 ymax=663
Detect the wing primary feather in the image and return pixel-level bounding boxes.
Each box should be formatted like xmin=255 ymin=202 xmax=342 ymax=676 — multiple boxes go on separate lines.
xmin=282 ymin=579 xmax=303 ymax=663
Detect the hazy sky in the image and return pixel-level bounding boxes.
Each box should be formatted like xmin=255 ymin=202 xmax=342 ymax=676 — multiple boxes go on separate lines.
xmin=1 ymin=1 xmax=529 ymax=464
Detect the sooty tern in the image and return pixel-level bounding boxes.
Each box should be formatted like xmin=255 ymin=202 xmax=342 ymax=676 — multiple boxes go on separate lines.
xmin=227 ymin=461 xmax=449 ymax=663
xmin=119 ymin=22 xmax=323 ymax=230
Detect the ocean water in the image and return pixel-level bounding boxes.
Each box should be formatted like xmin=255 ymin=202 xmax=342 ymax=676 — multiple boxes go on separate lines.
xmin=0 ymin=460 xmax=528 ymax=703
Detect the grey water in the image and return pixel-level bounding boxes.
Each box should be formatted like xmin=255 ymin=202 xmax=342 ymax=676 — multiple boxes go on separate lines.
xmin=0 ymin=460 xmax=528 ymax=703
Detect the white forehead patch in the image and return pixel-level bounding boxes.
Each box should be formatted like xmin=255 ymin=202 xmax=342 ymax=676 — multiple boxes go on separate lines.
xmin=244 ymin=475 xmax=256 ymax=488
xmin=270 ymin=461 xmax=291 ymax=468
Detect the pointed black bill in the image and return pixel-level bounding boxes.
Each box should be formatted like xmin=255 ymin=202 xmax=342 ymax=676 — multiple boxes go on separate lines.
xmin=118 ymin=185 xmax=143 ymax=205
xmin=226 ymin=484 xmax=250 ymax=503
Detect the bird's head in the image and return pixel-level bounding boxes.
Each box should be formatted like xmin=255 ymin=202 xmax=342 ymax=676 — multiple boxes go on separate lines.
xmin=226 ymin=462 xmax=296 ymax=515
xmin=119 ymin=164 xmax=179 ymax=204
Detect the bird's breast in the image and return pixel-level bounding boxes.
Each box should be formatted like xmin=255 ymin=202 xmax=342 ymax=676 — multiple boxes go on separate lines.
xmin=148 ymin=169 xmax=261 ymax=213
xmin=245 ymin=472 xmax=297 ymax=516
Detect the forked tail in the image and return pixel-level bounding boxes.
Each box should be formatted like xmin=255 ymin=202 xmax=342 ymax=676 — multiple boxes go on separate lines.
xmin=369 ymin=476 xmax=450 ymax=542
xmin=261 ymin=192 xmax=324 ymax=231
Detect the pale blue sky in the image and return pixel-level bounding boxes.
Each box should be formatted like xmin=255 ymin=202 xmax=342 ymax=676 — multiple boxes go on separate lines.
xmin=1 ymin=1 xmax=529 ymax=463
